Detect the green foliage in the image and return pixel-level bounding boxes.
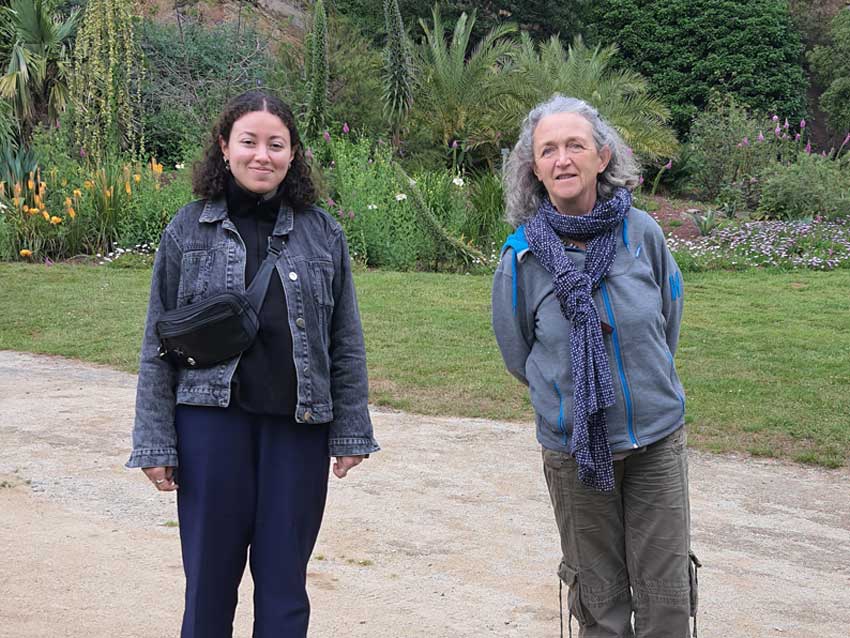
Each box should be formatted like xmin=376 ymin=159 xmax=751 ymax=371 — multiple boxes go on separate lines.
xmin=119 ymin=169 xmax=193 ymax=248
xmin=512 ymin=34 xmax=678 ymax=161
xmin=757 ymin=154 xmax=850 ymax=220
xmin=382 ymin=0 xmax=414 ymax=133
xmin=140 ymin=18 xmax=272 ymax=167
xmin=462 ymin=170 xmax=510 ymax=250
xmin=587 ymin=0 xmax=808 ymax=139
xmin=809 ymin=8 xmax=850 ymax=134
xmin=69 ymin=0 xmax=143 ymax=162
xmin=410 ymin=7 xmax=518 ymax=167
xmin=305 ymin=0 xmax=329 ymax=136
xmin=0 ymin=0 xmax=80 ymax=140
xmin=0 ymin=142 xmax=36 ymax=186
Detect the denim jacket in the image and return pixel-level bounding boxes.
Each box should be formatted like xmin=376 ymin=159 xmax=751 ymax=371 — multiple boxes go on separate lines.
xmin=127 ymin=197 xmax=380 ymax=468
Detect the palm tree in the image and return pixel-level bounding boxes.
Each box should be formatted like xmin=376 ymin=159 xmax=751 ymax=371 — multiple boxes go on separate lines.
xmin=0 ymin=0 xmax=80 ymax=139
xmin=412 ymin=7 xmax=519 ymax=163
xmin=512 ymin=34 xmax=678 ymax=161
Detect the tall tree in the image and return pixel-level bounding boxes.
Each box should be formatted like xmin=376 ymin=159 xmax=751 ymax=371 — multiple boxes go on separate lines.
xmin=69 ymin=0 xmax=144 ymax=161
xmin=382 ymin=0 xmax=414 ymax=145
xmin=305 ymin=0 xmax=329 ymax=136
xmin=0 ymin=0 xmax=80 ymax=140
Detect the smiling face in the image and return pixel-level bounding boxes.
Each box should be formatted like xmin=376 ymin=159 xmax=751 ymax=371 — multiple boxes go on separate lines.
xmin=219 ymin=110 xmax=292 ymax=195
xmin=532 ymin=111 xmax=611 ymax=216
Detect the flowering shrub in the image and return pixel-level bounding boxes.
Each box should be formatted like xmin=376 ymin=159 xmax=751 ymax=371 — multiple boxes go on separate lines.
xmin=668 ymin=217 xmax=850 ymax=271
xmin=757 ymin=153 xmax=850 ymax=220
xmin=0 ymin=157 xmax=183 ymax=260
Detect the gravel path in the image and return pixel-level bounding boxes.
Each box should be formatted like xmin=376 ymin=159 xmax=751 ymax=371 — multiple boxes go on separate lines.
xmin=1 ymin=350 xmax=848 ymax=637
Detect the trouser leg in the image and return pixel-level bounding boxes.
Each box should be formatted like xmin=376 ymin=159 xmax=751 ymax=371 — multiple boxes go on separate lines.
xmin=543 ymin=448 xmax=634 ymax=638
xmin=250 ymin=416 xmax=329 ymax=638
xmin=175 ymin=404 xmax=256 ymax=638
xmin=622 ymin=427 xmax=692 ymax=638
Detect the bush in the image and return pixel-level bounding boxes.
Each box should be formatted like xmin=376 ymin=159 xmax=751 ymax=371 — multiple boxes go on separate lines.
xmin=757 ymin=154 xmax=850 ymax=220
xmin=140 ymin=18 xmax=273 ymax=167
xmin=119 ymin=169 xmax=193 ymax=248
xmin=587 ymin=0 xmax=808 ymax=139
xmin=809 ymin=8 xmax=850 ymax=135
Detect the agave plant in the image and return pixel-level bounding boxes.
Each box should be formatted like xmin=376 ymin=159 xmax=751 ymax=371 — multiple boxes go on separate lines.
xmin=512 ymin=34 xmax=678 ymax=161
xmin=0 ymin=0 xmax=80 ymax=138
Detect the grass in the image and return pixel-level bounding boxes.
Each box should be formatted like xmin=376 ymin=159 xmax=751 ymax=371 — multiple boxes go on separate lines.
xmin=0 ymin=263 xmax=848 ymax=468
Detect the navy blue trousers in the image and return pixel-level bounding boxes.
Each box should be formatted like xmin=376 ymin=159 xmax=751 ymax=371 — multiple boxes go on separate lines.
xmin=175 ymin=403 xmax=329 ymax=638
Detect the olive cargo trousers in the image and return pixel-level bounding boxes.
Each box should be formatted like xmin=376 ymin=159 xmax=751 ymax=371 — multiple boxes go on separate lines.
xmin=543 ymin=427 xmax=699 ymax=638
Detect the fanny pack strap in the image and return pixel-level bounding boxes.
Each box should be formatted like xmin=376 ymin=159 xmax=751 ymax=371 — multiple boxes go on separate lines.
xmin=244 ymin=235 xmax=284 ymax=311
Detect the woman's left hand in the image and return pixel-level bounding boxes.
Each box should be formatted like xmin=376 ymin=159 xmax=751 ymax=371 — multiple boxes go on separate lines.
xmin=333 ymin=455 xmax=365 ymax=478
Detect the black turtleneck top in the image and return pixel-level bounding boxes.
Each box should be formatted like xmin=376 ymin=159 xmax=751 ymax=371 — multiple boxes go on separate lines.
xmin=225 ymin=176 xmax=297 ymax=416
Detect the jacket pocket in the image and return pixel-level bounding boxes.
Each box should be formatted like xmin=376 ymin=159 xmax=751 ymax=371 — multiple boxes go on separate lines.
xmin=177 ymin=250 xmax=212 ymax=305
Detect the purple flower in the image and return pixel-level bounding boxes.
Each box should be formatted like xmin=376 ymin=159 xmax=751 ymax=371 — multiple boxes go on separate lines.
xmin=664 ymin=160 xmax=673 ymax=170
xmin=451 ymin=140 xmax=459 ymax=149
xmin=348 ymin=210 xmax=354 ymax=219
xmin=327 ymin=197 xmax=336 ymax=207
xmin=757 ymin=131 xmax=765 ymax=142
xmin=305 ymin=148 xmax=314 ymax=160
xmin=772 ymin=114 xmax=779 ymax=122
xmin=342 ymin=122 xmax=350 ymax=134
xmin=626 ymin=146 xmax=633 ymax=155
xmin=794 ymin=133 xmax=801 ymax=142
xmin=79 ymin=147 xmax=86 ymax=158
xmin=323 ymin=131 xmax=331 ymax=142
xmin=805 ymin=142 xmax=812 ymax=154
xmin=843 ymin=133 xmax=850 ymax=146
xmin=639 ymin=176 xmax=644 ymax=185
xmin=742 ymin=137 xmax=749 ymax=147
xmin=774 ymin=125 xmax=781 ymax=137
xmin=822 ymin=151 xmax=827 ymax=157
xmin=784 ymin=118 xmax=789 ymax=130
xmin=800 ymin=119 xmax=806 ymax=130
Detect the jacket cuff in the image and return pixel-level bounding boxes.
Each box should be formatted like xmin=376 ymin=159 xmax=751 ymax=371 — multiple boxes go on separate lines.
xmin=125 ymin=447 xmax=179 ymax=469
xmin=328 ymin=436 xmax=380 ymax=458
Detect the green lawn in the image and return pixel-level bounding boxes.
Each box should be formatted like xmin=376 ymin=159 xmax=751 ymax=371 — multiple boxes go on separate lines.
xmin=1 ymin=263 xmax=848 ymax=468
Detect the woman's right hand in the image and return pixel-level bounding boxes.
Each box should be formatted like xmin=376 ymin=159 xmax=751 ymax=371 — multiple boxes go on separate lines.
xmin=142 ymin=466 xmax=178 ymax=491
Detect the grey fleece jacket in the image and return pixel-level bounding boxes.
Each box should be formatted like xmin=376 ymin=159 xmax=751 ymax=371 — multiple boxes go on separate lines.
xmin=492 ymin=207 xmax=685 ymax=455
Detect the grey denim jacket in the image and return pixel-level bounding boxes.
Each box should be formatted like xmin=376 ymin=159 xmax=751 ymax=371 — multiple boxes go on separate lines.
xmin=127 ymin=197 xmax=380 ymax=468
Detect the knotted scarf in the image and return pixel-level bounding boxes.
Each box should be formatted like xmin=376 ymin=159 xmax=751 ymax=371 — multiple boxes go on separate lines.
xmin=525 ymin=187 xmax=632 ymax=491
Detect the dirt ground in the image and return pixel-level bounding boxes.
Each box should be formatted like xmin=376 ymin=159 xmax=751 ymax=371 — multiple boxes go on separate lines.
xmin=1 ymin=351 xmax=849 ymax=638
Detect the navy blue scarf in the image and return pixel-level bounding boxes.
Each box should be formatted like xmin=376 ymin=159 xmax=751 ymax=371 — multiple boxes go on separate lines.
xmin=525 ymin=188 xmax=632 ymax=491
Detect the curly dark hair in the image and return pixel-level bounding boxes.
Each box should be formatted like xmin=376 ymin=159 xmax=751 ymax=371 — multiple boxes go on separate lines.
xmin=192 ymin=90 xmax=316 ymax=209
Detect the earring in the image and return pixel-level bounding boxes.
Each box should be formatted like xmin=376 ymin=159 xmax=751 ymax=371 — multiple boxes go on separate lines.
xmin=223 ymin=157 xmax=231 ymax=171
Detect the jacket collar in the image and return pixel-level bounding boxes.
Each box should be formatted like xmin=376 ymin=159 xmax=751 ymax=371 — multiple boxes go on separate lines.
xmin=199 ymin=196 xmax=295 ymax=236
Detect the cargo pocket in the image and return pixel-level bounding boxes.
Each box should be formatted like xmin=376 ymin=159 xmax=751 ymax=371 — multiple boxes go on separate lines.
xmin=688 ymin=550 xmax=702 ymax=637
xmin=558 ymin=561 xmax=594 ymax=628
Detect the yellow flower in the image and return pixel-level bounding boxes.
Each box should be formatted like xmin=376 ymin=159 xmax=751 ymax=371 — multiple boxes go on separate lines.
xmin=154 ymin=182 xmax=161 ymax=191
xmin=13 ymin=182 xmax=22 ymax=196
xmin=27 ymin=179 xmax=35 ymax=191
xmin=124 ymin=181 xmax=131 ymax=195
xmin=84 ymin=180 xmax=93 ymax=189
xmin=73 ymin=188 xmax=82 ymax=198
xmin=61 ymin=179 xmax=68 ymax=187
xmin=0 ymin=182 xmax=5 ymax=196
xmin=33 ymin=194 xmax=42 ymax=207
xmin=19 ymin=249 xmax=32 ymax=257
xmin=134 ymin=174 xmax=141 ymax=183
xmin=68 ymin=207 xmax=76 ymax=219
xmin=50 ymin=215 xmax=62 ymax=225
xmin=65 ymin=197 xmax=73 ymax=208
xmin=42 ymin=211 xmax=50 ymax=221
xmin=22 ymin=204 xmax=29 ymax=212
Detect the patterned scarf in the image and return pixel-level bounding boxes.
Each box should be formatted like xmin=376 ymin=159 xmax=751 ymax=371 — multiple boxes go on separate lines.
xmin=525 ymin=187 xmax=632 ymax=491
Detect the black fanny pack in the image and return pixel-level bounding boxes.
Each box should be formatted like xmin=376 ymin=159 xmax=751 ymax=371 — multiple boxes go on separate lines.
xmin=156 ymin=236 xmax=283 ymax=368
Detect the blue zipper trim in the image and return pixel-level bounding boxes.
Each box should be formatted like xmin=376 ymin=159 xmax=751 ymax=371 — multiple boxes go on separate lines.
xmin=600 ymin=281 xmax=638 ymax=447
xmin=553 ymin=382 xmax=568 ymax=446
xmin=511 ymin=249 xmax=519 ymax=315
xmin=635 ymin=243 xmax=642 ymax=258
xmin=666 ymin=350 xmax=686 ymax=418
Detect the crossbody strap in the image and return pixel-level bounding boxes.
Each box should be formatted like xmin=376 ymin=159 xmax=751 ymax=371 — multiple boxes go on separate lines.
xmin=244 ymin=235 xmax=284 ymax=311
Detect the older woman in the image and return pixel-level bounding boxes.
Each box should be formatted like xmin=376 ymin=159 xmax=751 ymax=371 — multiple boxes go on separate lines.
xmin=127 ymin=90 xmax=379 ymax=638
xmin=492 ymin=95 xmax=698 ymax=637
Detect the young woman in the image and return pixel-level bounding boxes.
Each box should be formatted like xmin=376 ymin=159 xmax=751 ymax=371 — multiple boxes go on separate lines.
xmin=127 ymin=90 xmax=379 ymax=638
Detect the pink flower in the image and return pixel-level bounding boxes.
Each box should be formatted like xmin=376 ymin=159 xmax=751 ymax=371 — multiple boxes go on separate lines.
xmin=638 ymin=176 xmax=644 ymax=185
xmin=784 ymin=118 xmax=789 ymax=130
xmin=327 ymin=197 xmax=336 ymax=207
xmin=772 ymin=114 xmax=779 ymax=122
xmin=800 ymin=119 xmax=806 ymax=130
xmin=626 ymin=146 xmax=633 ymax=155
xmin=664 ymin=160 xmax=672 ymax=170
xmin=757 ymin=131 xmax=765 ymax=142
xmin=794 ymin=133 xmax=801 ymax=142
xmin=323 ymin=131 xmax=331 ymax=142
xmin=305 ymin=148 xmax=314 ymax=160
xmin=774 ymin=125 xmax=781 ymax=136
xmin=348 ymin=210 xmax=354 ymax=219
xmin=822 ymin=150 xmax=827 ymax=157
xmin=741 ymin=137 xmax=749 ymax=147
xmin=805 ymin=142 xmax=812 ymax=154
xmin=843 ymin=132 xmax=850 ymax=146
xmin=342 ymin=122 xmax=350 ymax=134
xmin=79 ymin=147 xmax=86 ymax=158
xmin=451 ymin=140 xmax=458 ymax=149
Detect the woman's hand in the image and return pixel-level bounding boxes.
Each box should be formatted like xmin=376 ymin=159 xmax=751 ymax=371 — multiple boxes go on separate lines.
xmin=333 ymin=455 xmax=365 ymax=479
xmin=142 ymin=466 xmax=178 ymax=491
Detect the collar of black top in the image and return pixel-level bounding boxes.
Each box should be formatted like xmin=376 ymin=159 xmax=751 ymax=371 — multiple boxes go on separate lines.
xmin=225 ymin=174 xmax=287 ymax=221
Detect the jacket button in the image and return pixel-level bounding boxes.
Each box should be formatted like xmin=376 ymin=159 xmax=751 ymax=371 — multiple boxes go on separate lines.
xmin=295 ymin=317 xmax=306 ymax=328
xmin=303 ymin=364 xmax=309 ymax=373
xmin=303 ymin=410 xmax=313 ymax=422
xmin=289 ymin=271 xmax=298 ymax=281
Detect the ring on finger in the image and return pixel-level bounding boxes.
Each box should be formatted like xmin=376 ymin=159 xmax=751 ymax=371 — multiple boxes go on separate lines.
xmin=155 ymin=478 xmax=166 ymax=485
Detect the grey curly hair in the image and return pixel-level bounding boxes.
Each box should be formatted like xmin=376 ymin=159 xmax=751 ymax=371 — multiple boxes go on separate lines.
xmin=503 ymin=95 xmax=641 ymax=227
